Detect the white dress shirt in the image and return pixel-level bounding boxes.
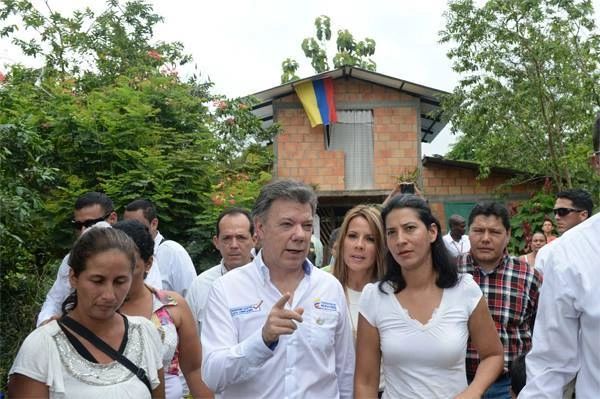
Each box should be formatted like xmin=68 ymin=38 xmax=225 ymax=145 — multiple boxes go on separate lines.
xmin=201 ymin=251 xmax=355 ymax=399
xmin=185 ymin=261 xmax=228 ymax=333
xmin=520 ymin=213 xmax=600 ymax=398
xmin=443 ymin=233 xmax=471 ymax=259
xmin=154 ymin=231 xmax=197 ymax=297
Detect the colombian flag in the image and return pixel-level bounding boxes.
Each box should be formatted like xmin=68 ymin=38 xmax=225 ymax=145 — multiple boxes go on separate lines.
xmin=294 ymin=78 xmax=338 ymax=127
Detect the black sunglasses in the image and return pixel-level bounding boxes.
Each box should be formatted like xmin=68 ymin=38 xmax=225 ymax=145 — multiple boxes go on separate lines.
xmin=71 ymin=212 xmax=111 ymax=230
xmin=552 ymin=207 xmax=584 ymax=217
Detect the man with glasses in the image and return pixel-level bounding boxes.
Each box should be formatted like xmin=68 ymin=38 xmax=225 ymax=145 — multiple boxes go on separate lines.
xmin=535 ymin=188 xmax=593 ymax=273
xmin=520 ymin=115 xmax=600 ymax=398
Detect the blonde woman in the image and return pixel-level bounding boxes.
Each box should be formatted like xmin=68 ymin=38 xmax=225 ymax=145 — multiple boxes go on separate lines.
xmin=332 ymin=205 xmax=386 ymax=339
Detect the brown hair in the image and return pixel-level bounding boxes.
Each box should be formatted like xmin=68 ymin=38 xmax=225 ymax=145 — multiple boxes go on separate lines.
xmin=332 ymin=205 xmax=386 ymax=291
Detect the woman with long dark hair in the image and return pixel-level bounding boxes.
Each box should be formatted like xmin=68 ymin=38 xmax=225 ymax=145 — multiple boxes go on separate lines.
xmin=8 ymin=227 xmax=164 ymax=398
xmin=354 ymin=195 xmax=503 ymax=398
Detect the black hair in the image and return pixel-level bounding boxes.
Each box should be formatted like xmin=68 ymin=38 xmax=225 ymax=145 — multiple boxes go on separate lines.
xmin=113 ymin=220 xmax=155 ymax=262
xmin=216 ymin=207 xmax=254 ymax=237
xmin=74 ymin=192 xmax=114 ymax=214
xmin=379 ymin=194 xmax=458 ymax=293
xmin=62 ymin=228 xmax=136 ymax=314
xmin=510 ymin=353 xmax=527 ymax=395
xmin=556 ymin=188 xmax=594 ymax=219
xmin=468 ymin=201 xmax=511 ymax=232
xmin=125 ymin=198 xmax=157 ymax=223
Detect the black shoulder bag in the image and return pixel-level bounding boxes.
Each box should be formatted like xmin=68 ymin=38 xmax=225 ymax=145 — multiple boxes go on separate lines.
xmin=59 ymin=315 xmax=153 ymax=393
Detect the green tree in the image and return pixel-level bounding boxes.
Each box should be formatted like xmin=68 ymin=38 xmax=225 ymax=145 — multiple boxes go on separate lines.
xmin=0 ymin=0 xmax=277 ymax=388
xmin=441 ymin=0 xmax=600 ymax=191
xmin=281 ymin=15 xmax=376 ymax=83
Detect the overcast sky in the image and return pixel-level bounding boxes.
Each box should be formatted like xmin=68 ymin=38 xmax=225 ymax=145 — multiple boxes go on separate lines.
xmin=2 ymin=0 xmax=599 ymax=155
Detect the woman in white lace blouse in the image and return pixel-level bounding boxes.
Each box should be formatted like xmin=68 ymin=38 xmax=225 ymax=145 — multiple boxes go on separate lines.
xmin=8 ymin=227 xmax=164 ymax=398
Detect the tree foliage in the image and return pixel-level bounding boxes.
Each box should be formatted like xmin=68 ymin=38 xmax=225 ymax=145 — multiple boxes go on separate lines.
xmin=281 ymin=15 xmax=376 ymax=83
xmin=0 ymin=0 xmax=277 ymax=388
xmin=441 ymin=0 xmax=600 ymax=192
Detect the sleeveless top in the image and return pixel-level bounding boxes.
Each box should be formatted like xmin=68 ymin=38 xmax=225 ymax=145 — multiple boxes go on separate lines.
xmin=148 ymin=287 xmax=180 ymax=376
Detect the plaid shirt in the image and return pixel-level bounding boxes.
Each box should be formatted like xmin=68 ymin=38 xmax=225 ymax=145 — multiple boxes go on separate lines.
xmin=458 ymin=253 xmax=542 ymax=379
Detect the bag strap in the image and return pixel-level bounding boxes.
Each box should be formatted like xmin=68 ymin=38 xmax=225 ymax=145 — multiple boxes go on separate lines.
xmin=59 ymin=315 xmax=152 ymax=393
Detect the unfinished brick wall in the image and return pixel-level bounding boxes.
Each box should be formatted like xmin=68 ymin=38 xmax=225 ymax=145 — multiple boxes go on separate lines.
xmin=422 ymin=165 xmax=533 ymax=196
xmin=275 ymin=78 xmax=420 ymax=190
xmin=423 ymin=164 xmax=541 ymax=231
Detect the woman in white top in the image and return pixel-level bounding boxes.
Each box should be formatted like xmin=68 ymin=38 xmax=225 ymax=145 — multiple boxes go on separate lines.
xmin=332 ymin=205 xmax=386 ymax=394
xmin=115 ymin=220 xmax=212 ymax=399
xmin=8 ymin=227 xmax=164 ymax=398
xmin=354 ymin=195 xmax=504 ymax=399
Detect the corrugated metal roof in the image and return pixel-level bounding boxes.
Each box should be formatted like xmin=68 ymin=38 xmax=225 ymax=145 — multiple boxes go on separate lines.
xmin=247 ymin=66 xmax=450 ymax=143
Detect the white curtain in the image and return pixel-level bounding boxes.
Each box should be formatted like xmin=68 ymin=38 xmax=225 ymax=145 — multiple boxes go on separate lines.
xmin=329 ymin=110 xmax=374 ymax=189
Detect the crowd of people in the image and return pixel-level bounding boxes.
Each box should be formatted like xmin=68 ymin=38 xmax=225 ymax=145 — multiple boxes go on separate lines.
xmin=7 ymin=116 xmax=600 ymax=398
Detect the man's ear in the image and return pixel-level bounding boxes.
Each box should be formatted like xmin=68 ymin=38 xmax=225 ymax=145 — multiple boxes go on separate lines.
xmin=107 ymin=211 xmax=118 ymax=225
xmin=212 ymin=235 xmax=219 ymax=250
xmin=68 ymin=267 xmax=77 ymax=289
xmin=254 ymin=217 xmax=265 ymax=241
xmin=151 ymin=217 xmax=159 ymax=231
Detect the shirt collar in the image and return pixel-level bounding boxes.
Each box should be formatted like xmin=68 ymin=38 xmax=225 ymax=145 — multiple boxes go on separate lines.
xmin=469 ymin=253 xmax=509 ymax=275
xmin=255 ymin=250 xmax=313 ymax=284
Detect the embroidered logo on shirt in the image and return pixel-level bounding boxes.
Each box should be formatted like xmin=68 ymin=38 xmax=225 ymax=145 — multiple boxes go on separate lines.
xmin=313 ymin=298 xmax=337 ymax=312
xmin=230 ymin=300 xmax=263 ymax=317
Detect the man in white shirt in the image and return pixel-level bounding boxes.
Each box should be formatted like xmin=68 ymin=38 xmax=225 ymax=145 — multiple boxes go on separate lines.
xmin=186 ymin=207 xmax=256 ymax=333
xmin=201 ymin=179 xmax=355 ymax=399
xmin=520 ymin=114 xmax=600 ymax=399
xmin=534 ymin=188 xmax=593 ymax=273
xmin=443 ymin=214 xmax=470 ymax=260
xmin=124 ymin=198 xmax=197 ymax=296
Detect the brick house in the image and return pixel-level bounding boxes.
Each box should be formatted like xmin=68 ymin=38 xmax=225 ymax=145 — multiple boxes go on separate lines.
xmin=250 ymin=67 xmax=541 ymax=255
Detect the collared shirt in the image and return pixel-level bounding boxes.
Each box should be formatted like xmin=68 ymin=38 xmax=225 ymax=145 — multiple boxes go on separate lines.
xmin=201 ymin=251 xmax=355 ymax=399
xmin=520 ymin=214 xmax=600 ymax=398
xmin=443 ymin=233 xmax=471 ymax=259
xmin=185 ymin=260 xmax=229 ymax=333
xmin=457 ymin=253 xmax=542 ymax=378
xmin=154 ymin=231 xmax=197 ymax=297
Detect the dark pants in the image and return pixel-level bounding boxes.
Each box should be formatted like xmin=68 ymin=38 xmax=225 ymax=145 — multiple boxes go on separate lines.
xmin=482 ymin=374 xmax=511 ymax=399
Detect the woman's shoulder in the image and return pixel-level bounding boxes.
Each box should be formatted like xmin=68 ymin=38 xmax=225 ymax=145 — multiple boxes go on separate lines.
xmin=361 ymin=281 xmax=393 ymax=301
xmin=452 ymin=273 xmax=481 ymax=294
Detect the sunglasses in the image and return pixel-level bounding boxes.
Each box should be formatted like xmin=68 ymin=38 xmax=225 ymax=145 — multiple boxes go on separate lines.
xmin=552 ymin=208 xmax=584 ymax=217
xmin=71 ymin=212 xmax=111 ymax=230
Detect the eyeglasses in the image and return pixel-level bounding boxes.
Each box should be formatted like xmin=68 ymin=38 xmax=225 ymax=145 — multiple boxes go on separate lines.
xmin=71 ymin=212 xmax=111 ymax=230
xmin=552 ymin=208 xmax=584 ymax=217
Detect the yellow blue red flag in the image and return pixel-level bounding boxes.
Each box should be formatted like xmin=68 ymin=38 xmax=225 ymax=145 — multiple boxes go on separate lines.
xmin=294 ymin=78 xmax=337 ymax=127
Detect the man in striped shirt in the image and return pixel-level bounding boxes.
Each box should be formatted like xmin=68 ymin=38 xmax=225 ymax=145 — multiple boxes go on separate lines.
xmin=458 ymin=201 xmax=542 ymax=399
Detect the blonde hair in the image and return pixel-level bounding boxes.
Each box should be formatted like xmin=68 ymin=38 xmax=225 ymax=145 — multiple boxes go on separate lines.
xmin=332 ymin=205 xmax=386 ymax=290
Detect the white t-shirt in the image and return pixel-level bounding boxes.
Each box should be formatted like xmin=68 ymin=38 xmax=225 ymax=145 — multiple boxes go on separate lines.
xmin=359 ymin=273 xmax=482 ymax=399
xmin=443 ymin=233 xmax=471 ymax=259
xmin=10 ymin=316 xmax=162 ymax=398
